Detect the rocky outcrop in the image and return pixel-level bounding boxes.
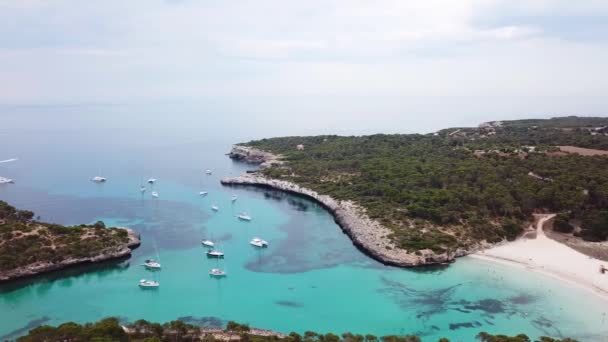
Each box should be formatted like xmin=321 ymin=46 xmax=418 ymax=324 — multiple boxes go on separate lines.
xmin=221 ymin=174 xmax=464 ymax=267
xmin=227 ymin=145 xmax=283 ymax=169
xmin=0 ymin=228 xmax=141 ymax=282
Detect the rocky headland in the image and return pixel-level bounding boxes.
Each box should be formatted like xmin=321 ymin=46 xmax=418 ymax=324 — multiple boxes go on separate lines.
xmin=0 ymin=228 xmax=140 ymax=282
xmin=224 ymin=146 xmax=470 ymax=267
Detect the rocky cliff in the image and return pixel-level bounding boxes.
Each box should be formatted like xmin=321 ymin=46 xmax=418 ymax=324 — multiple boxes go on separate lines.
xmin=221 ymin=173 xmax=465 ymax=267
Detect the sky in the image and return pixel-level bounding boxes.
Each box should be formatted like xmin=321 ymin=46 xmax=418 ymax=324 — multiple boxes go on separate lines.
xmin=0 ymin=0 xmax=607 ymax=133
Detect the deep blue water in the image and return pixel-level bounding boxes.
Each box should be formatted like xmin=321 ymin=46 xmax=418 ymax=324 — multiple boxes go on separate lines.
xmin=0 ymin=105 xmax=607 ymax=341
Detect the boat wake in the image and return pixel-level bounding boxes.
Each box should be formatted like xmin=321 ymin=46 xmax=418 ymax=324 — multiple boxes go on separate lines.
xmin=0 ymin=158 xmax=17 ymax=164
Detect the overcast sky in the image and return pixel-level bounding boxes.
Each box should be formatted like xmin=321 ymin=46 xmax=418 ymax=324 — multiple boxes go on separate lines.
xmin=1 ymin=0 xmax=607 ymax=133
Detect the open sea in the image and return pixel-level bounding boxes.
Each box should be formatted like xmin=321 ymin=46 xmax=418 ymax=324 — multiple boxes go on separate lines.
xmin=0 ymin=104 xmax=607 ymax=341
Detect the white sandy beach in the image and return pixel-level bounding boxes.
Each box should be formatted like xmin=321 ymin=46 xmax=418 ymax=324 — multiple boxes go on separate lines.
xmin=471 ymin=214 xmax=608 ymax=301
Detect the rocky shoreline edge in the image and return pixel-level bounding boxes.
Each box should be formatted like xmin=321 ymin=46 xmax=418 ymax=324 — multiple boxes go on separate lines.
xmin=0 ymin=228 xmax=141 ymax=283
xmin=225 ymin=144 xmax=476 ymax=266
xmin=221 ymin=174 xmax=469 ymax=267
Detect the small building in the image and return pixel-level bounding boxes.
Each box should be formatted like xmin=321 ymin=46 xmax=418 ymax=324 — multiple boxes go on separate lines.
xmin=296 ymin=144 xmax=304 ymax=150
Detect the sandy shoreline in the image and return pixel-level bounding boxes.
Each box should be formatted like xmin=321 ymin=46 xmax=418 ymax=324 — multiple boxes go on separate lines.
xmin=471 ymin=215 xmax=608 ymax=302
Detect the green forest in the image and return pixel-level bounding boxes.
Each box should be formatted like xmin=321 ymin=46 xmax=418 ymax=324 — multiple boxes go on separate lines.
xmin=12 ymin=317 xmax=577 ymax=342
xmin=0 ymin=201 xmax=130 ymax=273
xmin=244 ymin=117 xmax=608 ymax=253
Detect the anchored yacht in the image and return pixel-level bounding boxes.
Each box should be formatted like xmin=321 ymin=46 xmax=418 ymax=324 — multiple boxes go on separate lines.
xmin=205 ymin=169 xmax=212 ymax=175
xmin=142 ymin=259 xmax=161 ymax=269
xmin=151 ymin=191 xmax=159 ymax=198
xmin=209 ymin=268 xmax=227 ymax=277
xmin=250 ymin=237 xmax=269 ymax=248
xmin=0 ymin=177 xmax=14 ymax=184
xmin=138 ymin=279 xmax=159 ymax=288
xmin=147 ymin=178 xmax=156 ymax=184
xmin=91 ymin=176 xmax=107 ymax=183
xmin=238 ymin=213 xmax=252 ymax=221
xmin=201 ymin=240 xmax=215 ymax=247
xmin=206 ymin=250 xmax=224 ymax=258
xmin=199 ymin=191 xmax=208 ymax=196
xmin=231 ymin=195 xmax=238 ymax=202
xmin=211 ymin=204 xmax=219 ymax=211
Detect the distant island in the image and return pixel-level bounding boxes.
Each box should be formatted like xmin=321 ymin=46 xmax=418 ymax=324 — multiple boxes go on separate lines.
xmin=12 ymin=317 xmax=577 ymax=342
xmin=223 ymin=116 xmax=608 ymax=267
xmin=0 ymin=201 xmax=140 ymax=282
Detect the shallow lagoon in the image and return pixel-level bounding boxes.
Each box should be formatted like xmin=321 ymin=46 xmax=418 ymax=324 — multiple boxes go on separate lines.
xmin=0 ymin=106 xmax=607 ymax=341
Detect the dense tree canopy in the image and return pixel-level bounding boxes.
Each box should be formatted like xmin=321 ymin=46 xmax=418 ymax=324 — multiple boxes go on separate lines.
xmin=245 ymin=117 xmax=608 ymax=252
xmin=0 ymin=201 xmax=130 ymax=272
xmin=13 ymin=317 xmax=578 ymax=342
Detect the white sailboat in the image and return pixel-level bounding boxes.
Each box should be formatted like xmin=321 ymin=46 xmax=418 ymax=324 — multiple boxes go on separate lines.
xmin=238 ymin=212 xmax=252 ymax=221
xmin=138 ymin=279 xmax=159 ymax=288
xmin=151 ymin=191 xmax=159 ymax=198
xmin=250 ymin=237 xmax=269 ymax=248
xmin=211 ymin=204 xmax=219 ymax=212
xmin=140 ymin=186 xmax=147 ymax=193
xmin=0 ymin=177 xmax=14 ymax=184
xmin=205 ymin=169 xmax=212 ymax=175
xmin=141 ymin=259 xmax=161 ymax=269
xmin=91 ymin=176 xmax=107 ymax=183
xmin=202 ymin=239 xmax=215 ymax=247
xmin=209 ymin=268 xmax=227 ymax=277
xmin=199 ymin=191 xmax=208 ymax=196
xmin=206 ymin=249 xmax=224 ymax=258
xmin=231 ymin=194 xmax=238 ymax=202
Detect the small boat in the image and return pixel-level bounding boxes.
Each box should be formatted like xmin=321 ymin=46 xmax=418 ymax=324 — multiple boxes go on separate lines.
xmin=231 ymin=195 xmax=238 ymax=202
xmin=0 ymin=177 xmax=14 ymax=184
xmin=91 ymin=176 xmax=107 ymax=183
xmin=151 ymin=191 xmax=159 ymax=198
xmin=147 ymin=178 xmax=156 ymax=184
xmin=201 ymin=240 xmax=215 ymax=247
xmin=199 ymin=191 xmax=208 ymax=196
xmin=211 ymin=204 xmax=219 ymax=211
xmin=209 ymin=268 xmax=227 ymax=277
xmin=140 ymin=186 xmax=147 ymax=193
xmin=141 ymin=259 xmax=161 ymax=269
xmin=206 ymin=250 xmax=224 ymax=258
xmin=138 ymin=279 xmax=159 ymax=288
xmin=250 ymin=237 xmax=269 ymax=248
xmin=238 ymin=213 xmax=252 ymax=221
xmin=205 ymin=169 xmax=212 ymax=175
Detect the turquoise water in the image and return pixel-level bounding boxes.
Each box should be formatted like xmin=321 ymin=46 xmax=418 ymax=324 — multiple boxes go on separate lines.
xmin=1 ymin=106 xmax=607 ymax=341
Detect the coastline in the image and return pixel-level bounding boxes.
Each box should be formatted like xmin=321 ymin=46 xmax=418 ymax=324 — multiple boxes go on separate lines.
xmin=221 ymin=173 xmax=465 ymax=267
xmin=0 ymin=228 xmax=141 ymax=283
xmin=471 ymin=215 xmax=608 ymax=302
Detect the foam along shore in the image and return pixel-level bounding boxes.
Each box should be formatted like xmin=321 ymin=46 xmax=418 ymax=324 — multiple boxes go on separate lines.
xmin=471 ymin=215 xmax=608 ymax=300
xmin=0 ymin=228 xmax=140 ymax=282
xmin=221 ymin=173 xmax=468 ymax=267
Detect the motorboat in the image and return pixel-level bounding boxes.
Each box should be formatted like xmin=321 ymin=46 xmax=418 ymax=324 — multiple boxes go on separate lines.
xmin=231 ymin=195 xmax=238 ymax=202
xmin=140 ymin=186 xmax=147 ymax=193
xmin=0 ymin=177 xmax=14 ymax=184
xmin=138 ymin=279 xmax=159 ymax=288
xmin=199 ymin=191 xmax=208 ymax=196
xmin=211 ymin=204 xmax=219 ymax=211
xmin=91 ymin=176 xmax=107 ymax=183
xmin=238 ymin=213 xmax=252 ymax=221
xmin=250 ymin=237 xmax=269 ymax=248
xmin=151 ymin=191 xmax=159 ymax=198
xmin=147 ymin=178 xmax=156 ymax=184
xmin=206 ymin=250 xmax=224 ymax=258
xmin=205 ymin=169 xmax=212 ymax=175
xmin=141 ymin=259 xmax=161 ymax=269
xmin=201 ymin=240 xmax=215 ymax=247
xmin=209 ymin=268 xmax=227 ymax=277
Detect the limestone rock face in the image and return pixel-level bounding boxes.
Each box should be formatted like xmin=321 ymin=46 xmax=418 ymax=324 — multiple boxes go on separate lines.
xmin=227 ymin=145 xmax=282 ymax=168
xmin=221 ymin=174 xmax=461 ymax=267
